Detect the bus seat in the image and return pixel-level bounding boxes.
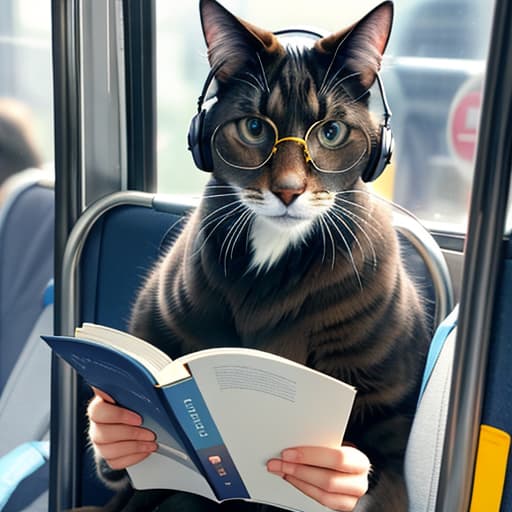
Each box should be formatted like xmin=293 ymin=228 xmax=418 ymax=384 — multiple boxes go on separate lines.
xmin=392 ymin=209 xmax=454 ymax=334
xmin=53 ymin=191 xmax=453 ymax=508
xmin=0 ymin=170 xmax=54 ymax=511
xmin=0 ymin=441 xmax=50 ymax=512
xmin=0 ymin=283 xmax=53 ymax=511
xmin=405 ymin=306 xmax=458 ymax=511
xmin=0 ymin=171 xmax=54 ymax=392
xmin=0 ymin=285 xmax=53 ymax=458
xmin=74 ymin=196 xmax=192 ymax=506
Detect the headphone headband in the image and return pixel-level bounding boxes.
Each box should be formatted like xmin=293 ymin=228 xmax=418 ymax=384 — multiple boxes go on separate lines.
xmin=188 ymin=27 xmax=393 ymax=182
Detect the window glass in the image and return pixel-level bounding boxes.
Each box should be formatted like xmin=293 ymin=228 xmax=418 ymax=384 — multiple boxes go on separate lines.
xmin=156 ymin=0 xmax=494 ymax=232
xmin=0 ymin=0 xmax=53 ymax=167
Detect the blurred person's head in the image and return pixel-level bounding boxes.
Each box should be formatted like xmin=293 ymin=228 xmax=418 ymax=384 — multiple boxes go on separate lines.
xmin=0 ymin=98 xmax=42 ymax=187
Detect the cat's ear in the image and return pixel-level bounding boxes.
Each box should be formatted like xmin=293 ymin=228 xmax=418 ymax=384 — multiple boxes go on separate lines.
xmin=200 ymin=0 xmax=284 ymax=82
xmin=314 ymin=1 xmax=393 ymax=90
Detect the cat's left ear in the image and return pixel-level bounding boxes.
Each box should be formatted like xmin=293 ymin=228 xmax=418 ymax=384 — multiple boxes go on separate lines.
xmin=200 ymin=0 xmax=284 ymax=82
xmin=314 ymin=1 xmax=393 ymax=90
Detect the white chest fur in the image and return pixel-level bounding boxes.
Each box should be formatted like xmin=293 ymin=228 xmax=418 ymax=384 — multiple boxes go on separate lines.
xmin=249 ymin=216 xmax=313 ymax=272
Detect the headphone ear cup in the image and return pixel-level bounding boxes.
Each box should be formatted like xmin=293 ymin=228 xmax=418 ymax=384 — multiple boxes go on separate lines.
xmin=362 ymin=125 xmax=394 ymax=182
xmin=187 ymin=109 xmax=213 ymax=172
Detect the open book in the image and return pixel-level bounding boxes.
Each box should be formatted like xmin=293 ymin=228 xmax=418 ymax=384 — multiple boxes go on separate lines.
xmin=42 ymin=323 xmax=356 ymax=512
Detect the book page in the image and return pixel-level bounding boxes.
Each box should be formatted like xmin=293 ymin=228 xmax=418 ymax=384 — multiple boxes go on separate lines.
xmin=186 ymin=350 xmax=356 ymax=512
xmin=76 ymin=323 xmax=191 ymax=383
xmin=128 ymin=450 xmax=217 ymax=502
xmin=128 ymin=414 xmax=217 ymax=501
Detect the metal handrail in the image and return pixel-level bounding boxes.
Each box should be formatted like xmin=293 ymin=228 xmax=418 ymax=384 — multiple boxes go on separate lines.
xmin=52 ymin=191 xmax=153 ymax=510
xmin=393 ymin=210 xmax=455 ymax=328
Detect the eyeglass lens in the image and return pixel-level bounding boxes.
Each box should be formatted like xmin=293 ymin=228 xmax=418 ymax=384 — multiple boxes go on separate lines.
xmin=213 ymin=116 xmax=369 ymax=172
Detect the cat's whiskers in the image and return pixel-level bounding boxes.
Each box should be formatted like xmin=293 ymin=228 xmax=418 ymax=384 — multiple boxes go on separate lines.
xmin=204 ymin=184 xmax=237 ymax=190
xmin=219 ymin=212 xmax=241 ymax=270
xmin=326 ymin=210 xmax=366 ymax=264
xmin=220 ymin=208 xmax=252 ymax=274
xmin=319 ymin=57 xmax=348 ymax=96
xmin=320 ymin=70 xmax=362 ymax=98
xmin=230 ymin=210 xmax=254 ymax=260
xmin=199 ymin=199 xmax=242 ymax=227
xmin=334 ymin=194 xmax=372 ymax=214
xmin=203 ymin=186 xmax=240 ymax=196
xmin=193 ymin=209 xmax=242 ymax=260
xmin=317 ymin=216 xmax=336 ymax=270
xmin=199 ymin=205 xmax=244 ymax=238
xmin=243 ymin=70 xmax=266 ymax=92
xmin=325 ymin=211 xmax=363 ymax=290
xmin=329 ymin=207 xmax=377 ymax=271
xmin=203 ymin=192 xmax=242 ymax=200
xmin=336 ymin=188 xmax=415 ymax=219
xmin=346 ymin=87 xmax=372 ymax=105
xmin=255 ymin=53 xmax=270 ymax=94
xmin=331 ymin=202 xmax=383 ymax=238
xmin=335 ymin=192 xmax=379 ymax=216
xmin=202 ymin=185 xmax=240 ymax=198
xmin=233 ymin=77 xmax=261 ymax=93
xmin=245 ymin=215 xmax=255 ymax=253
xmin=331 ymin=204 xmax=379 ymax=249
xmin=192 ymin=202 xmax=245 ymax=258
xmin=224 ymin=210 xmax=256 ymax=275
xmin=317 ymin=217 xmax=328 ymax=265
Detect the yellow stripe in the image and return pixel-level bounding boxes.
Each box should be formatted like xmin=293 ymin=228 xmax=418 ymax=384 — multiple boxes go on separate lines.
xmin=369 ymin=159 xmax=395 ymax=201
xmin=469 ymin=424 xmax=511 ymax=512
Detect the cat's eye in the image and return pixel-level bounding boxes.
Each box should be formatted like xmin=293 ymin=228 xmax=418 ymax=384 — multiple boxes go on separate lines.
xmin=237 ymin=117 xmax=267 ymax=145
xmin=317 ymin=121 xmax=350 ymax=149
xmin=212 ymin=115 xmax=370 ymax=173
xmin=213 ymin=116 xmax=277 ymax=169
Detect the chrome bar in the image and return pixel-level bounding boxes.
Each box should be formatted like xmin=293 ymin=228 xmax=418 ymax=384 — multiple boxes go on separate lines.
xmin=393 ymin=210 xmax=455 ymax=327
xmin=54 ymin=191 xmax=153 ymax=510
xmin=436 ymin=0 xmax=512 ymax=509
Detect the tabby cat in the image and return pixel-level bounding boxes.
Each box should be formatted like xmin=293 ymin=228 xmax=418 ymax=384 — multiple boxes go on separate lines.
xmin=98 ymin=0 xmax=430 ymax=510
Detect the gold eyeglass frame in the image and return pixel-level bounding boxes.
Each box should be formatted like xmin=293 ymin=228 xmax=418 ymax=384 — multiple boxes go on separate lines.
xmin=211 ymin=115 xmax=371 ymax=174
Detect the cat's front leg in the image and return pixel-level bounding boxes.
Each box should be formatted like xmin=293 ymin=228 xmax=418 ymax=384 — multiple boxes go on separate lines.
xmin=354 ymin=466 xmax=408 ymax=512
xmin=345 ymin=412 xmax=413 ymax=512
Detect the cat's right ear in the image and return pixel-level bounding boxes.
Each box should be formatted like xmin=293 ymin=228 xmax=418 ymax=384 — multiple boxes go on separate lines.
xmin=315 ymin=1 xmax=393 ymax=90
xmin=200 ymin=0 xmax=284 ymax=82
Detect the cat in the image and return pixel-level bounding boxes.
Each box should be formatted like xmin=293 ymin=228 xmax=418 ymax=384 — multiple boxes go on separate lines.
xmin=96 ymin=1 xmax=430 ymax=510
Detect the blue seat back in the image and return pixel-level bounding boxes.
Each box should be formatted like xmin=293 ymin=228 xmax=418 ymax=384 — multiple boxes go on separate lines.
xmin=0 ymin=177 xmax=54 ymax=391
xmin=0 ymin=283 xmax=54 ymax=511
xmin=76 ymin=201 xmax=188 ymax=505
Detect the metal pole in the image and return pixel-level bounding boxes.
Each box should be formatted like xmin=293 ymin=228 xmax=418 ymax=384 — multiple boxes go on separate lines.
xmin=436 ymin=0 xmax=512 ymax=509
xmin=50 ymin=0 xmax=83 ymax=508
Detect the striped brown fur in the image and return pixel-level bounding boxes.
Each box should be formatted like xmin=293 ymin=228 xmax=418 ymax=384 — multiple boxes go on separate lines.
xmin=127 ymin=1 xmax=430 ymax=511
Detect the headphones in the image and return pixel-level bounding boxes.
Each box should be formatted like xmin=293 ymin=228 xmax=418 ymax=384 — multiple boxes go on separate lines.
xmin=187 ymin=28 xmax=393 ymax=183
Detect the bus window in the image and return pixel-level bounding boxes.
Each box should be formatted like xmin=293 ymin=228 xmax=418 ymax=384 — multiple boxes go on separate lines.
xmin=155 ymin=0 xmax=494 ymax=233
xmin=0 ymin=4 xmax=54 ymax=509
xmin=0 ymin=0 xmax=54 ymax=168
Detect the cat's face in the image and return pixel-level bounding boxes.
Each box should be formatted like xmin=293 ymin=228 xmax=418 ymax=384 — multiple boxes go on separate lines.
xmin=198 ymin=0 xmax=393 ymax=268
xmin=206 ymin=56 xmax=377 ymax=225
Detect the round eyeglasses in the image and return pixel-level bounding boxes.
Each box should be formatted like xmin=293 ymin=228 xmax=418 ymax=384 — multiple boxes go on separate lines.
xmin=211 ymin=115 xmax=370 ymax=173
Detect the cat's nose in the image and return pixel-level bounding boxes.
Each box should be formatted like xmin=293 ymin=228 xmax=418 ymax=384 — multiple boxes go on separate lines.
xmin=272 ymin=186 xmax=305 ymax=206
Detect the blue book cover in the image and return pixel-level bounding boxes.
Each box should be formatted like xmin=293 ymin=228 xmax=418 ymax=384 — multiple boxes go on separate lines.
xmin=162 ymin=377 xmax=248 ymax=500
xmin=42 ymin=335 xmax=247 ymax=500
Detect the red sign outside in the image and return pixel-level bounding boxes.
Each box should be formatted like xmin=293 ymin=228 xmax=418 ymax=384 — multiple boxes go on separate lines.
xmin=448 ymin=79 xmax=483 ymax=164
